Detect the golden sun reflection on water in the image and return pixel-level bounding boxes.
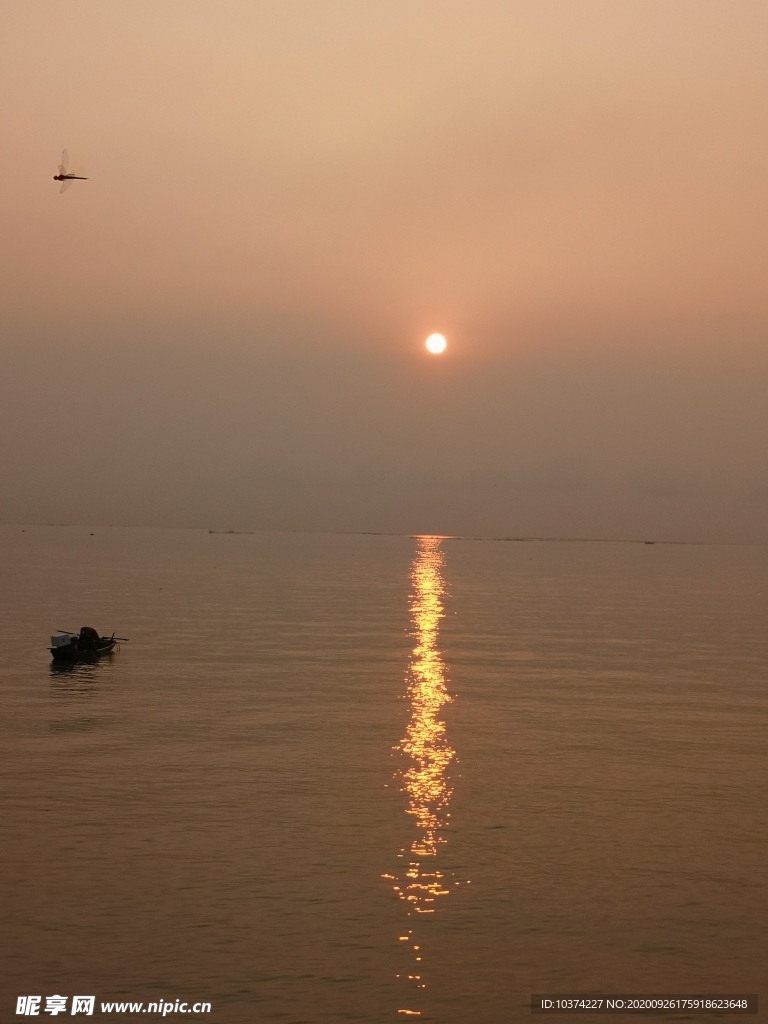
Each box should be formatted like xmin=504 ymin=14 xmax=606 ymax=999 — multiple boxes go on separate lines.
xmin=386 ymin=535 xmax=460 ymax=1015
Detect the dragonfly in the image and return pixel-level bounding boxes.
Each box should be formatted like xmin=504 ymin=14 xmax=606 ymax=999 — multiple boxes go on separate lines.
xmin=53 ymin=149 xmax=88 ymax=193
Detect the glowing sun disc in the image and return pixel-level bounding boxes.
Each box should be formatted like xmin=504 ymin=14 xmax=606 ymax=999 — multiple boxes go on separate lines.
xmin=425 ymin=333 xmax=447 ymax=354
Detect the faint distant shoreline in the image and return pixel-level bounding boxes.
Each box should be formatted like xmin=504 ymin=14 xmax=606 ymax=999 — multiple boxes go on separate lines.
xmin=207 ymin=528 xmax=704 ymax=546
xmin=2 ymin=522 xmax=748 ymax=546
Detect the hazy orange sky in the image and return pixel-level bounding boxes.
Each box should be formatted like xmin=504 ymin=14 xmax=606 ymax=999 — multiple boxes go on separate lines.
xmin=3 ymin=1 xmax=768 ymax=539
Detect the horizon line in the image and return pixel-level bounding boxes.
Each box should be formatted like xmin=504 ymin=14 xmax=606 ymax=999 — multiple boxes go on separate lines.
xmin=4 ymin=521 xmax=762 ymax=547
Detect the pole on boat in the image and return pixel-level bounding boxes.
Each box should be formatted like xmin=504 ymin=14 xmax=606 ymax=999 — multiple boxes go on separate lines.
xmin=57 ymin=630 xmax=130 ymax=640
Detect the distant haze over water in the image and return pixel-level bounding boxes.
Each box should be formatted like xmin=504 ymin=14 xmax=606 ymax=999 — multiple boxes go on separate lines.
xmin=4 ymin=332 xmax=768 ymax=543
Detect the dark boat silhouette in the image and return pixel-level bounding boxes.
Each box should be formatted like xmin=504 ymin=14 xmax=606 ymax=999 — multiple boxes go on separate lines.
xmin=49 ymin=627 xmax=128 ymax=662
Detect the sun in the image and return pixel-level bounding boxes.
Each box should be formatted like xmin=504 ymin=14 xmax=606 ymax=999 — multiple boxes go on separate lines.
xmin=425 ymin=333 xmax=447 ymax=354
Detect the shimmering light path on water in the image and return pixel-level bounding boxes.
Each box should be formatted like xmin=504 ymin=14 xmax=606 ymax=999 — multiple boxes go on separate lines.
xmin=387 ymin=536 xmax=459 ymax=1016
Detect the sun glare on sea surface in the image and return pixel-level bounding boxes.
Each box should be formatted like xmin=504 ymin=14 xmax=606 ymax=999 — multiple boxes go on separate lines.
xmin=425 ymin=334 xmax=447 ymax=354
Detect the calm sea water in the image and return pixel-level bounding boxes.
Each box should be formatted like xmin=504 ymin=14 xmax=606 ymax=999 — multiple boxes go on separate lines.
xmin=1 ymin=526 xmax=765 ymax=1023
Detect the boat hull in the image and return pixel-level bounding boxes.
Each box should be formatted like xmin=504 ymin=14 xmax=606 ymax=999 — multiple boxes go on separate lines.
xmin=50 ymin=639 xmax=117 ymax=662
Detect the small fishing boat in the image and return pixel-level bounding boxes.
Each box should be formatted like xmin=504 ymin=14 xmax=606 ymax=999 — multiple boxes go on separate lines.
xmin=49 ymin=627 xmax=128 ymax=662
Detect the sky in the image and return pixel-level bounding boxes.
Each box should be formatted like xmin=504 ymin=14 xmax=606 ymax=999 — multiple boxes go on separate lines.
xmin=2 ymin=0 xmax=768 ymax=540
